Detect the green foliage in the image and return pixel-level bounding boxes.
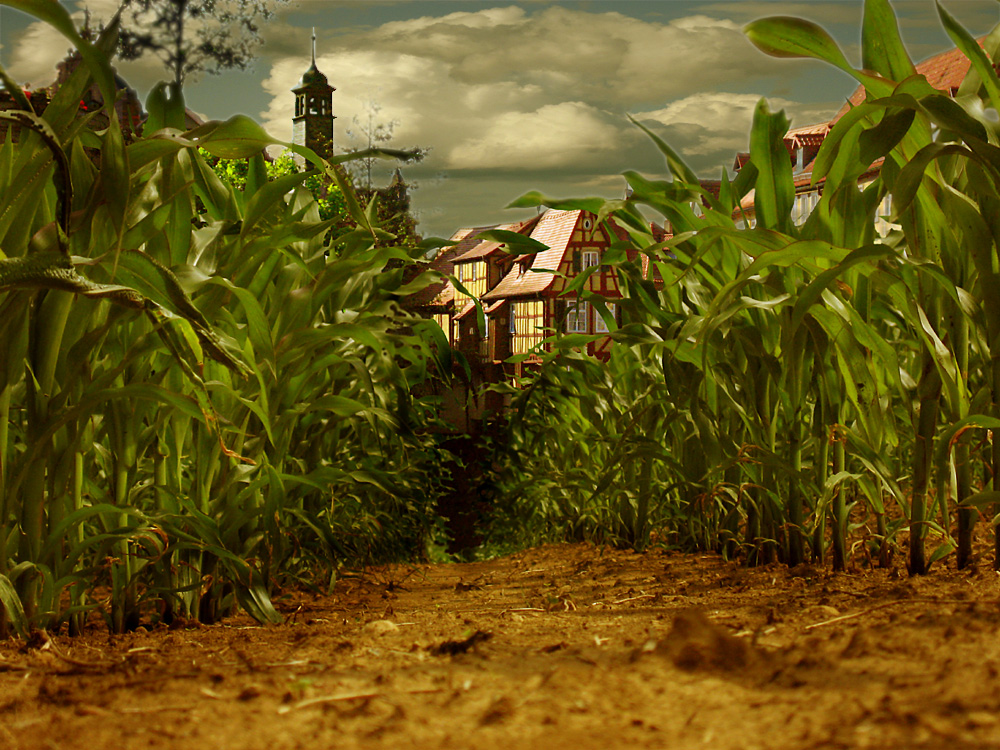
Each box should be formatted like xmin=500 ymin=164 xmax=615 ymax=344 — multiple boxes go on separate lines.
xmin=204 ymin=149 xmax=348 ymax=223
xmin=0 ymin=8 xmax=453 ymax=637
xmin=486 ymin=0 xmax=1000 ymax=575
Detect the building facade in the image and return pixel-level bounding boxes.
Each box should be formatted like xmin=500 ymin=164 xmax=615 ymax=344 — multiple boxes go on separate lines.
xmin=413 ymin=208 xmax=632 ymax=383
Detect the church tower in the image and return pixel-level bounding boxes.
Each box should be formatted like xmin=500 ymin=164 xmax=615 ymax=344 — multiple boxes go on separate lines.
xmin=292 ymin=30 xmax=335 ymax=159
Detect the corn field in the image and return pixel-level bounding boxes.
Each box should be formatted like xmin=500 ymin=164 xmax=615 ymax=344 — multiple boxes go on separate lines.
xmin=0 ymin=5 xmax=454 ymax=638
xmin=4 ymin=0 xmax=1000 ymax=641
xmin=489 ymin=0 xmax=1000 ymax=576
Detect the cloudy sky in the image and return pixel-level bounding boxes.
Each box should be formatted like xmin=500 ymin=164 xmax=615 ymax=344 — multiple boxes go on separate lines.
xmin=2 ymin=1 xmax=999 ymax=238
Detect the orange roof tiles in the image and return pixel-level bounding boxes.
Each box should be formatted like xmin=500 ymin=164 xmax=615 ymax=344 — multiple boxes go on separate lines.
xmin=405 ymin=226 xmax=492 ymax=309
xmin=454 ymin=240 xmax=504 ymax=262
xmin=833 ymin=41 xmax=983 ymax=122
xmin=484 ymin=209 xmax=582 ymax=300
xmin=408 ymin=217 xmax=542 ymax=309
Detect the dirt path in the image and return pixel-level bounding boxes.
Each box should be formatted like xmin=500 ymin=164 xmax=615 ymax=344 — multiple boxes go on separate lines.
xmin=3 ymin=543 xmax=1000 ymax=749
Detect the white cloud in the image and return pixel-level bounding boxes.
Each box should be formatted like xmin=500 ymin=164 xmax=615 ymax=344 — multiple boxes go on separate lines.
xmin=635 ymin=93 xmax=839 ymax=173
xmin=447 ymin=102 xmax=622 ymax=170
xmin=258 ymin=5 xmax=798 ymax=176
xmin=5 ymin=0 xmax=201 ymax=93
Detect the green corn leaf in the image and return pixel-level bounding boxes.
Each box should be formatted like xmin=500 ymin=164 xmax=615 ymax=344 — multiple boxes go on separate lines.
xmin=100 ymin=113 xmax=130 ymax=240
xmin=0 ymin=63 xmax=32 ymax=114
xmin=749 ymin=99 xmax=793 ymax=234
xmin=928 ymin=540 xmax=956 ymax=566
xmin=937 ymin=0 xmax=1000 ymax=115
xmin=207 ymin=277 xmax=275 ymax=365
xmin=627 ymin=114 xmax=700 ymax=186
xmin=961 ymin=490 xmax=1000 ymax=508
xmin=477 ymin=229 xmax=550 ymax=254
xmin=791 ymin=244 xmax=891 ymax=329
xmin=746 ymin=15 xmax=893 ymax=98
xmin=186 ymin=115 xmax=274 ymax=160
xmin=506 ymin=191 xmax=608 ymax=214
xmin=862 ymin=0 xmax=915 ymax=81
xmin=918 ymin=94 xmax=988 ymax=142
xmin=893 ymin=143 xmax=971 ymax=216
xmin=241 ymin=170 xmax=312 ymax=237
xmin=745 ymin=15 xmax=853 ymax=69
xmin=859 ymin=108 xmax=915 ymax=167
xmin=0 ymin=573 xmax=29 ymax=637
xmin=2 ymin=1 xmax=118 ymax=118
xmin=144 ymin=82 xmax=188 ymax=133
xmin=250 ymin=152 xmax=272 ymax=196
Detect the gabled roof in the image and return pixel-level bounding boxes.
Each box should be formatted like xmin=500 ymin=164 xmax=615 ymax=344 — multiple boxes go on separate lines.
xmin=484 ymin=209 xmax=582 ymax=300
xmin=833 ymin=40 xmax=984 ymax=122
xmin=406 ymin=226 xmax=494 ymax=309
xmin=407 ymin=217 xmax=542 ymax=309
xmin=785 ymin=122 xmax=830 ymax=147
xmin=452 ymin=216 xmax=540 ymax=263
xmin=454 ymin=240 xmax=503 ymax=262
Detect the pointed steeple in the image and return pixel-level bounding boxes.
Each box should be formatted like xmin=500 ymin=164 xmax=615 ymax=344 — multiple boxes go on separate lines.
xmin=292 ymin=30 xmax=335 ymax=159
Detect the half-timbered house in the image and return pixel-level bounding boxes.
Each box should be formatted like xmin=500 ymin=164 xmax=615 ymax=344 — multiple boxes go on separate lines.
xmin=481 ymin=208 xmax=627 ymax=378
xmin=409 ymin=207 xmax=631 ymax=383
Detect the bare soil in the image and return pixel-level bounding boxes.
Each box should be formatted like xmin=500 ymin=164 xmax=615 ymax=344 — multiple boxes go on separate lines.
xmin=3 ymin=542 xmax=1000 ymax=750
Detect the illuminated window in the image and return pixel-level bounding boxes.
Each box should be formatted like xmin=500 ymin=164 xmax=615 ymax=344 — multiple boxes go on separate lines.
xmin=594 ymin=302 xmax=615 ymax=333
xmin=565 ymin=300 xmax=589 ymax=333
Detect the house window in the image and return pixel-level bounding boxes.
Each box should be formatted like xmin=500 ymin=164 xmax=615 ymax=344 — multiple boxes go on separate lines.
xmin=582 ymin=250 xmax=600 ymax=269
xmin=583 ymin=217 xmax=593 ymax=230
xmin=565 ymin=300 xmax=589 ymax=333
xmin=594 ymin=302 xmax=616 ymax=333
xmin=509 ymin=307 xmax=516 ymax=334
xmin=456 ymin=263 xmax=465 ymax=283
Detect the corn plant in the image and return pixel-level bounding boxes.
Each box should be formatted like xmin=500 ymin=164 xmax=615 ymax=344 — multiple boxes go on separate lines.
xmin=492 ymin=0 xmax=1000 ymax=576
xmin=0 ymin=1 xmax=455 ymax=638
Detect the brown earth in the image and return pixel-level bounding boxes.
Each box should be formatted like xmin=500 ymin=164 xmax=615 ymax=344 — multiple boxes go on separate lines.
xmin=2 ymin=542 xmax=1000 ymax=750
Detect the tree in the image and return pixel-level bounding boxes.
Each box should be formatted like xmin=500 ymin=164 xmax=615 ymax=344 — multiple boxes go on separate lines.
xmin=345 ymin=99 xmax=398 ymax=190
xmin=206 ymin=149 xmax=423 ymax=246
xmin=118 ymin=0 xmax=289 ymax=86
xmin=203 ymin=149 xmax=347 ymax=224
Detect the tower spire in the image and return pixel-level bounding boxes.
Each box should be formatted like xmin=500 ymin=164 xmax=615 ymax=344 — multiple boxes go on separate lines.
xmin=292 ymin=28 xmax=335 ymax=161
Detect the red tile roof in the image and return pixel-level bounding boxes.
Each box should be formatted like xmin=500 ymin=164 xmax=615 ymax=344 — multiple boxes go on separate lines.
xmin=833 ymin=40 xmax=983 ymax=122
xmin=454 ymin=240 xmax=504 ymax=262
xmin=483 ymin=209 xmax=582 ymax=300
xmin=406 ymin=226 xmax=493 ymax=309
xmin=785 ymin=122 xmax=830 ymax=147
